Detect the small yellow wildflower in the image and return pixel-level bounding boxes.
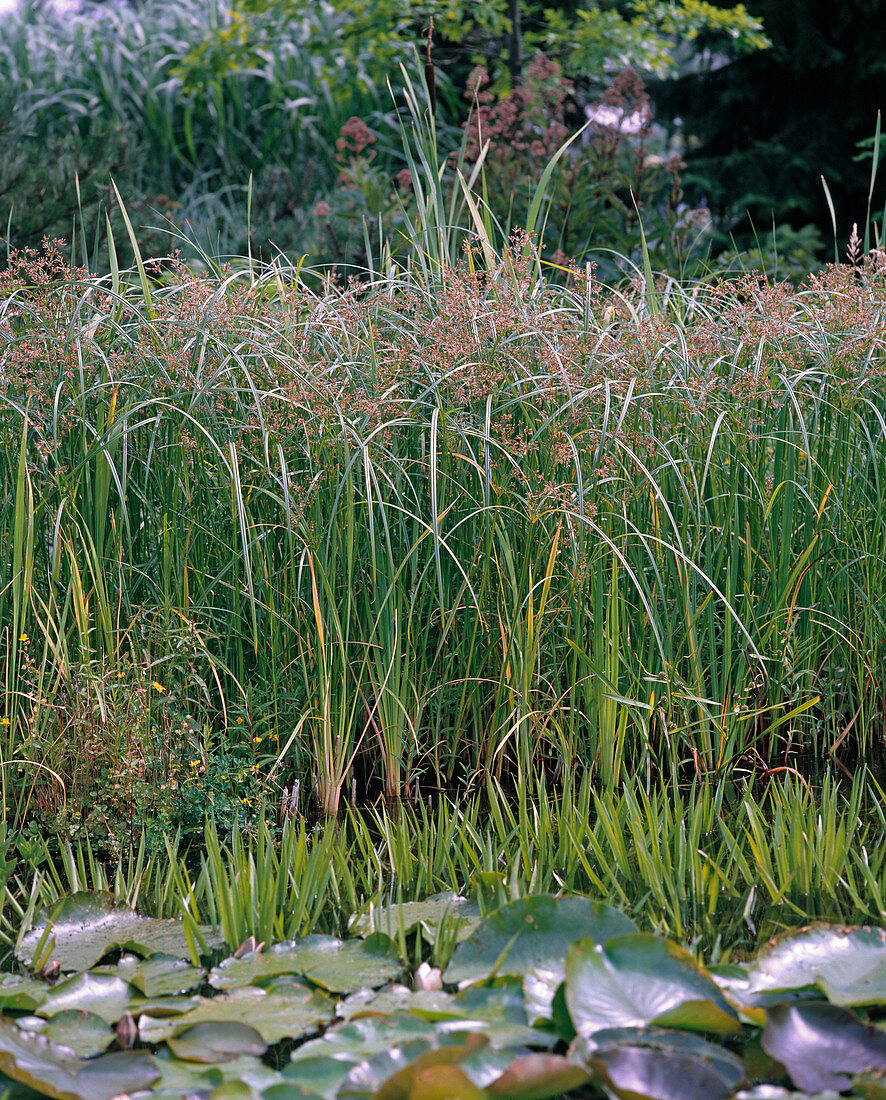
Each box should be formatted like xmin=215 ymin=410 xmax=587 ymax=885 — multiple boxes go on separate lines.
xmin=0 ymin=717 xmax=10 ymax=726
xmin=271 ymin=733 xmax=279 ymax=742
xmin=18 ymin=633 xmax=28 ymax=643
xmin=152 ymin=682 xmax=164 ymax=694
xmin=253 ymin=735 xmax=262 ymax=743
xmin=236 ymin=716 xmax=244 ymax=725
xmin=189 ymin=759 xmax=200 ymax=767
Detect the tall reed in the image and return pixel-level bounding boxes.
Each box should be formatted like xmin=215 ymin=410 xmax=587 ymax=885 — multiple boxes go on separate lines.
xmin=1 ymin=231 xmax=884 ymax=831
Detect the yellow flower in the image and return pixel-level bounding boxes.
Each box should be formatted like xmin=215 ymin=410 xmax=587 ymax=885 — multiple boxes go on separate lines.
xmin=18 ymin=633 xmax=28 ymax=643
xmin=152 ymin=681 xmax=164 ymax=694
xmin=189 ymin=760 xmax=199 ymax=767
xmin=0 ymin=717 xmax=9 ymax=726
xmin=271 ymin=733 xmax=279 ymax=742
xmin=253 ymin=735 xmax=262 ymax=743
xmin=236 ymin=716 xmax=244 ymax=725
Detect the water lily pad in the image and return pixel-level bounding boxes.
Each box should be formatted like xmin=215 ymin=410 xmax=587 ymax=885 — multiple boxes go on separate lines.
xmin=139 ymin=978 xmax=334 ymax=1046
xmin=281 ymin=1055 xmax=366 ymax=1099
xmin=289 ymin=1014 xmax=442 ymax=1069
xmin=98 ymin=953 xmax=205 ymax=997
xmin=0 ymin=1017 xmax=159 ymax=1100
xmin=486 ymin=1053 xmax=592 ymax=1098
xmin=748 ymin=927 xmax=886 ymax=1006
xmin=762 ymin=1002 xmax=886 ymax=1093
xmin=17 ymin=892 xmax=222 ymax=972
xmin=210 ymin=933 xmax=402 ymax=993
xmin=586 ymin=1044 xmax=736 ymax=1100
xmin=575 ymin=1026 xmax=745 ymax=1088
xmin=19 ymin=1012 xmax=112 ymax=1059
xmin=349 ymin=894 xmax=482 ymax=943
xmin=37 ymin=973 xmax=131 ymax=1025
xmin=166 ymin=1021 xmax=267 ymax=1063
xmin=335 ymin=1033 xmax=489 ymax=1100
xmin=337 ymin=980 xmax=556 ymax=1051
xmin=126 ymin=994 xmax=200 ymax=1017
xmin=565 ymin=933 xmax=741 ymax=1039
xmin=149 ymin=1048 xmax=282 ymax=1098
xmin=0 ymin=976 xmax=48 ymax=1013
xmin=443 ymin=895 xmax=637 ymax=990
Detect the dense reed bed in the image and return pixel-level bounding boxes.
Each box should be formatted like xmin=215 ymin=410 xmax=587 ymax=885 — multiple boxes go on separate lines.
xmin=1 ymin=234 xmax=885 ymax=840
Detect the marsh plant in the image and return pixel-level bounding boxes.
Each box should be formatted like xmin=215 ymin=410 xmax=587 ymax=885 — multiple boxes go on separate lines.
xmin=1 ymin=224 xmax=885 ymax=841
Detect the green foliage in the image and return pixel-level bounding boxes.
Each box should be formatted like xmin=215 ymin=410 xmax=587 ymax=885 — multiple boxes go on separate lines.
xmin=535 ymin=0 xmax=769 ymax=85
xmin=2 ymin=234 xmax=885 ymax=845
xmin=5 ymin=877 xmax=886 ymax=1096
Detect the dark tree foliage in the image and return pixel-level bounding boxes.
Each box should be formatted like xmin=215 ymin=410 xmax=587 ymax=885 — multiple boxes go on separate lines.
xmin=650 ymin=0 xmax=886 ymax=253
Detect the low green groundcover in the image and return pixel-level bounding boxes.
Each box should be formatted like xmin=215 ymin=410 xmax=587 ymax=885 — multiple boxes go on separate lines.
xmin=4 ymin=891 xmax=886 ymax=1099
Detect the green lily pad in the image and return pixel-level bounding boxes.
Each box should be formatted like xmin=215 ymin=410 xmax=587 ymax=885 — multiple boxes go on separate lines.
xmin=126 ymin=994 xmax=201 ymax=1016
xmin=335 ymin=1033 xmax=489 ymax=1100
xmin=574 ymin=1026 xmax=745 ymax=1087
xmin=565 ymin=933 xmax=741 ymax=1039
xmin=18 ymin=1012 xmax=112 ymax=1059
xmin=337 ymin=980 xmax=556 ymax=1051
xmin=210 ymin=934 xmax=402 ymax=993
xmin=149 ymin=1048 xmax=282 ymax=1098
xmin=443 ymin=895 xmax=637 ymax=991
xmin=0 ymin=1017 xmax=159 ymax=1100
xmin=349 ymin=894 xmax=482 ymax=943
xmin=166 ymin=1021 xmax=267 ymax=1063
xmin=586 ymin=1044 xmax=736 ymax=1100
xmin=37 ymin=973 xmax=131 ymax=1025
xmin=139 ymin=977 xmax=334 ymax=1046
xmin=486 ymin=1052 xmax=592 ymax=1098
xmin=281 ymin=1055 xmax=366 ymax=1099
xmin=290 ymin=1014 xmax=442 ymax=1069
xmin=209 ymin=1082 xmax=264 ymax=1100
xmin=747 ymin=926 xmax=886 ymax=1006
xmin=0 ymin=976 xmax=48 ymax=1013
xmin=17 ymin=892 xmax=222 ymax=972
xmin=97 ymin=953 xmax=205 ymax=997
xmin=762 ymin=1002 xmax=886 ymax=1093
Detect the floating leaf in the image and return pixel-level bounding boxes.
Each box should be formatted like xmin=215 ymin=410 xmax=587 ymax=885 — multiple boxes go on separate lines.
xmin=762 ymin=1002 xmax=886 ymax=1092
xmin=486 ymin=1052 xmax=591 ymax=1099
xmin=748 ymin=927 xmax=886 ymax=1006
xmin=290 ymin=1014 xmax=441 ymax=1069
xmin=18 ymin=1012 xmax=112 ymax=1059
xmin=37 ymin=974 xmax=131 ymax=1025
xmin=126 ymin=994 xmax=200 ymax=1017
xmin=17 ymin=893 xmax=222 ymax=972
xmin=573 ymin=1026 xmax=745 ymax=1089
xmin=149 ymin=1048 xmax=282 ymax=1098
xmin=0 ymin=1017 xmax=159 ymax=1100
xmin=444 ymin=896 xmax=637 ymax=991
xmin=350 ymin=894 xmax=482 ymax=943
xmin=166 ymin=1021 xmax=267 ymax=1063
xmin=210 ymin=934 xmax=402 ymax=993
xmin=587 ymin=1044 xmax=735 ymax=1100
xmin=0 ymin=976 xmax=48 ymax=1013
xmin=336 ymin=1033 xmax=488 ymax=1100
xmin=337 ymin=980 xmax=555 ymax=1051
xmin=565 ymin=934 xmax=741 ymax=1039
xmin=98 ymin=953 xmax=205 ymax=997
xmin=139 ymin=978 xmax=334 ymax=1046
